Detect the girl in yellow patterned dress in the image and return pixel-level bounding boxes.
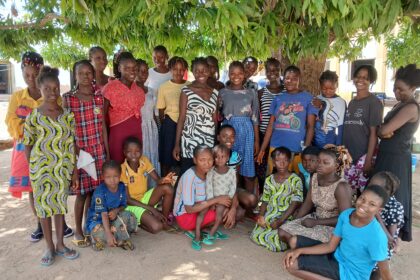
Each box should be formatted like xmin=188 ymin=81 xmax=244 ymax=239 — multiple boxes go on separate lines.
xmin=23 ymin=66 xmax=79 ymax=266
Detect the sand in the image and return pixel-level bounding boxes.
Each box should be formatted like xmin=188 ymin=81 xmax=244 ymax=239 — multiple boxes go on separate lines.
xmin=0 ymin=148 xmax=419 ymax=280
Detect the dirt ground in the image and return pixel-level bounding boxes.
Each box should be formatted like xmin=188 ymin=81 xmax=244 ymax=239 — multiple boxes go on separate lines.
xmin=0 ymin=148 xmax=419 ymax=280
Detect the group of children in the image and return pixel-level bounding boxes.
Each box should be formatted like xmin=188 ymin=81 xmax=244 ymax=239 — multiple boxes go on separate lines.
xmin=5 ymin=45 xmax=419 ymax=279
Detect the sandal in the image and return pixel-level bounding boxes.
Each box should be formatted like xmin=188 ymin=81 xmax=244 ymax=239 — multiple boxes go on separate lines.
xmin=71 ymin=236 xmax=91 ymax=248
xmin=55 ymin=247 xmax=79 ymax=260
xmin=92 ymin=241 xmax=105 ymax=251
xmin=40 ymin=250 xmax=55 ymax=267
xmin=214 ymin=231 xmax=229 ymax=240
xmin=191 ymin=239 xmax=202 ymax=251
xmin=184 ymin=231 xmax=195 ymax=239
xmin=120 ymin=240 xmax=135 ymax=251
xmin=202 ymin=235 xmax=215 ymax=245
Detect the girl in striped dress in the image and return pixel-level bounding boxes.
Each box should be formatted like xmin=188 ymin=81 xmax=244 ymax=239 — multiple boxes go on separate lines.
xmin=63 ymin=60 xmax=109 ymax=247
xmin=251 ymin=147 xmax=303 ymax=252
xmin=173 ymin=57 xmax=219 ymax=175
xmin=220 ymin=61 xmax=260 ymax=194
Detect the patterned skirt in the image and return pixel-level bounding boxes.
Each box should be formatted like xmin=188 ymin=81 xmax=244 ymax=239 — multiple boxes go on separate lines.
xmin=280 ymin=213 xmax=334 ymax=243
xmin=250 ymin=224 xmax=288 ymax=252
xmin=223 ymin=117 xmax=255 ymax=177
xmin=9 ymin=140 xmax=31 ymax=198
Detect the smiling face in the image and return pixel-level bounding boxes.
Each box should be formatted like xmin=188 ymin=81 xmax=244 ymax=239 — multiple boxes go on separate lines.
xmin=229 ymin=66 xmax=245 ymax=87
xmin=23 ymin=65 xmax=41 ymax=89
xmin=124 ymin=142 xmax=142 ymax=167
xmin=244 ymin=61 xmax=258 ymax=80
xmin=152 ymin=50 xmax=168 ymax=68
xmin=193 ymin=149 xmax=214 ymax=174
xmin=353 ymin=68 xmax=372 ymax=92
xmin=39 ymin=78 xmax=60 ymax=103
xmin=284 ymin=71 xmax=300 ymax=93
xmin=320 ymin=80 xmax=337 ymax=98
xmin=103 ymin=167 xmax=121 ymax=192
xmin=171 ymin=61 xmax=187 ymax=84
xmin=265 ymin=63 xmax=280 ymax=84
xmin=316 ymin=152 xmax=337 ymax=176
xmin=75 ymin=63 xmax=94 ymax=87
xmin=192 ymin=63 xmax=210 ymax=84
xmin=355 ymin=190 xmax=384 ymax=219
xmin=217 ymin=127 xmax=235 ymax=149
xmin=90 ymin=49 xmax=108 ymax=73
xmin=136 ymin=63 xmax=149 ymax=84
xmin=119 ymin=59 xmax=137 ymax=83
xmin=394 ymin=79 xmax=415 ymax=102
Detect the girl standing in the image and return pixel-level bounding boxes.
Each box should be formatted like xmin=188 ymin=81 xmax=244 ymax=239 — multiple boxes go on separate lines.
xmin=23 ymin=66 xmax=79 ymax=266
xmin=220 ymin=61 xmax=260 ymax=193
xmin=243 ymin=56 xmax=259 ymax=91
xmin=173 ymin=57 xmax=219 ymax=175
xmin=136 ymin=59 xmax=160 ymax=185
xmin=88 ymin=46 xmax=110 ymax=90
xmin=343 ymin=65 xmax=383 ymax=190
xmin=6 ymin=52 xmax=72 ymax=242
xmin=206 ymin=56 xmax=225 ymax=91
xmin=146 ymin=45 xmax=172 ymax=92
xmin=63 ymin=60 xmax=109 ymax=247
xmin=374 ymin=64 xmax=420 ymax=241
xmin=251 ymin=147 xmax=303 ymax=252
xmin=103 ymin=52 xmax=145 ymax=163
xmin=156 ymin=56 xmax=189 ymax=176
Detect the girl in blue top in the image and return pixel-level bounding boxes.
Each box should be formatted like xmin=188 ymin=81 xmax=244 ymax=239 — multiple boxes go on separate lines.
xmin=284 ymin=184 xmax=393 ymax=280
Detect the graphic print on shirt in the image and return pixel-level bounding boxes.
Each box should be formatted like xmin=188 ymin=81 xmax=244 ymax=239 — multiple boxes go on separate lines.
xmin=275 ymin=102 xmax=304 ymax=131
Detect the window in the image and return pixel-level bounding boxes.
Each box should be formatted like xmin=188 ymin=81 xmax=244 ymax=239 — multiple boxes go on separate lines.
xmin=348 ymin=59 xmax=375 ymax=81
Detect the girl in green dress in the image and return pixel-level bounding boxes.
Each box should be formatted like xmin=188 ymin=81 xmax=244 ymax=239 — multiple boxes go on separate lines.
xmin=251 ymin=147 xmax=303 ymax=252
xmin=23 ymin=66 xmax=79 ymax=266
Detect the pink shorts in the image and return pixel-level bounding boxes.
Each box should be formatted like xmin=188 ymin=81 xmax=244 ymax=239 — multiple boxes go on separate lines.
xmin=176 ymin=210 xmax=216 ymax=231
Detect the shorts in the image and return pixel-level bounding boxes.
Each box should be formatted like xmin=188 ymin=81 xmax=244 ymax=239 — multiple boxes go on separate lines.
xmin=175 ymin=210 xmax=216 ymax=231
xmin=125 ymin=189 xmax=155 ymax=224
xmin=296 ymin=235 xmax=340 ymax=280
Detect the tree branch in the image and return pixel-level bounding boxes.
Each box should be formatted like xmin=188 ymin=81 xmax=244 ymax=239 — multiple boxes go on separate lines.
xmin=0 ymin=13 xmax=69 ymax=30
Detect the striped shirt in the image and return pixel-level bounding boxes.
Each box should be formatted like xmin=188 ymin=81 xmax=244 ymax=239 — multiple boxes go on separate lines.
xmin=259 ymin=87 xmax=282 ymax=133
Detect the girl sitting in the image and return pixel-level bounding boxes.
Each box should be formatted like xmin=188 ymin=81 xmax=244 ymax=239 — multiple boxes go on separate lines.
xmin=86 ymin=161 xmax=137 ymax=251
xmin=173 ymin=145 xmax=231 ymax=251
xmin=278 ymin=148 xmax=352 ymax=245
xmin=251 ymin=147 xmax=303 ymax=252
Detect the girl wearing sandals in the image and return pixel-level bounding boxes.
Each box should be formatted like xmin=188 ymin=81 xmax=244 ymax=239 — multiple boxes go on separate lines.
xmin=86 ymin=161 xmax=137 ymax=251
xmin=173 ymin=145 xmax=232 ymax=250
xmin=23 ymin=66 xmax=79 ymax=266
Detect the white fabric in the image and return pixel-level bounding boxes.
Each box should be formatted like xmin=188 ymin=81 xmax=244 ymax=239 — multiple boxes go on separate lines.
xmin=77 ymin=149 xmax=97 ymax=180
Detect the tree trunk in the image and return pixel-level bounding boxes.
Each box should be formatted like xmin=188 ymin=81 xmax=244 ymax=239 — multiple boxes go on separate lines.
xmin=297 ymin=56 xmax=327 ymax=95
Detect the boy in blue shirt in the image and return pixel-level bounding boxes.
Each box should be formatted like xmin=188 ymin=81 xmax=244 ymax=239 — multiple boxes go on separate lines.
xmin=86 ymin=160 xmax=137 ymax=251
xmin=284 ymin=184 xmax=393 ymax=280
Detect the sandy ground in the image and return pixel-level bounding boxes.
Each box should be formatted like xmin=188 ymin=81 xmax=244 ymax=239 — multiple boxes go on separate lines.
xmin=0 ymin=149 xmax=420 ymax=280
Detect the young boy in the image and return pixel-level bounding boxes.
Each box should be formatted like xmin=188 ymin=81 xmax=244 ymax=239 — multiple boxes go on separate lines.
xmin=86 ymin=161 xmax=137 ymax=251
xmin=284 ymin=184 xmax=393 ymax=280
xmin=298 ymin=146 xmax=320 ymax=199
xmin=121 ymin=136 xmax=175 ymax=233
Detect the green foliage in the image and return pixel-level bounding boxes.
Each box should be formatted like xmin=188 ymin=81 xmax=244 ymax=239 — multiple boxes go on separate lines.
xmin=40 ymin=37 xmax=88 ymax=70
xmin=0 ymin=0 xmax=418 ymax=68
xmin=386 ymin=17 xmax=420 ymax=68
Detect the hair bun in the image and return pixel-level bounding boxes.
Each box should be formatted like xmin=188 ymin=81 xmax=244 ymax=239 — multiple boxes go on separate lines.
xmin=40 ymin=66 xmax=59 ymax=77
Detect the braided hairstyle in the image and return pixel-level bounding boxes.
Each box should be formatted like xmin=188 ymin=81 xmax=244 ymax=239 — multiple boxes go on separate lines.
xmin=112 ymin=51 xmax=135 ymax=79
xmin=37 ymin=66 xmax=59 ymax=87
xmin=369 ymin=171 xmax=400 ymax=196
xmin=395 ymin=64 xmax=420 ymax=88
xmin=321 ymin=145 xmax=352 ymax=175
xmin=168 ymin=56 xmax=188 ymax=70
xmin=21 ymin=51 xmax=44 ymax=70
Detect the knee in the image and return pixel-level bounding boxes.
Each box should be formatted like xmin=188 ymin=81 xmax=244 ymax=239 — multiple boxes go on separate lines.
xmin=289 ymin=235 xmax=297 ymax=249
xmin=247 ymin=194 xmax=258 ymax=209
xmin=278 ymin=229 xmax=289 ymax=242
xmin=161 ymin=184 xmax=174 ymax=196
xmin=149 ymin=221 xmax=163 ymax=234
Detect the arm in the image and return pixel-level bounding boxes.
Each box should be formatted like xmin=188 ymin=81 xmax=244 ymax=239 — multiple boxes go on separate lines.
xmin=364 ymin=126 xmax=378 ymax=173
xmin=295 ymin=179 xmax=314 ymax=218
xmin=378 ymin=104 xmax=418 ymax=138
xmin=173 ymin=91 xmax=187 ymax=161
xmin=223 ymin=191 xmax=239 ymax=229
xmin=103 ymin=98 xmax=110 ymax=128
xmin=158 ymin=109 xmax=165 ymax=124
xmin=5 ymin=93 xmax=24 ymax=139
xmin=184 ymin=196 xmax=231 ymax=214
xmin=257 ymin=115 xmax=274 ymax=163
xmin=304 ymin=114 xmax=316 ymax=147
xmin=253 ymin=124 xmax=260 ymax=155
xmin=377 ymin=261 xmax=393 ymax=280
xmin=101 ymin=212 xmax=117 ymax=247
xmin=271 ymin=201 xmax=301 ymax=229
xmin=25 ymin=145 xmax=33 ymax=162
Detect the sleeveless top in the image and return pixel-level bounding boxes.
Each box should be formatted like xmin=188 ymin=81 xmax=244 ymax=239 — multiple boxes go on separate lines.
xmin=181 ymin=86 xmax=218 ymax=158
xmin=379 ymin=101 xmax=420 ymax=155
xmin=311 ymin=173 xmax=346 ymax=219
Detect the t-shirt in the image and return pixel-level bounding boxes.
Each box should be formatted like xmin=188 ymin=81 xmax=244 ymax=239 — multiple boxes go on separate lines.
xmin=145 ymin=68 xmax=172 ymax=92
xmin=120 ymin=156 xmax=155 ymax=201
xmin=156 ymin=80 xmax=190 ymax=122
xmin=173 ymin=168 xmax=207 ymax=216
xmin=86 ymin=182 xmax=127 ymax=232
xmin=220 ymin=88 xmax=259 ymax=125
xmin=343 ymin=94 xmax=383 ymax=161
xmin=206 ymin=167 xmax=236 ymax=199
xmin=333 ymin=208 xmax=388 ymax=280
xmin=269 ymin=91 xmax=318 ymax=152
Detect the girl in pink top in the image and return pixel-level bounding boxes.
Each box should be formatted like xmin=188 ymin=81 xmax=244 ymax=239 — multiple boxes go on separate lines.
xmin=103 ymin=52 xmax=145 ymax=163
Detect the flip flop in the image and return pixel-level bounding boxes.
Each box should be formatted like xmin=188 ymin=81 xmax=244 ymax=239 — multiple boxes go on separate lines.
xmin=202 ymin=235 xmax=215 ymax=245
xmin=55 ymin=247 xmax=79 ymax=260
xmin=191 ymin=239 xmax=202 ymax=251
xmin=184 ymin=231 xmax=195 ymax=239
xmin=40 ymin=250 xmax=55 ymax=267
xmin=92 ymin=241 xmax=105 ymax=251
xmin=71 ymin=236 xmax=91 ymax=248
xmin=214 ymin=231 xmax=229 ymax=240
xmin=120 ymin=240 xmax=135 ymax=251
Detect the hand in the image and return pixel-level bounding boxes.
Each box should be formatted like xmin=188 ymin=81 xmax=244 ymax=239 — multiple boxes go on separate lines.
xmin=106 ymin=233 xmax=117 ymax=247
xmin=216 ymin=196 xmax=232 ymax=208
xmin=159 ymin=172 xmax=176 ymax=185
xmin=311 ymin=98 xmax=323 ymax=109
xmin=71 ymin=169 xmax=79 ymax=192
xmin=150 ymin=208 xmax=167 ymax=223
xmin=270 ymin=220 xmax=281 ymax=229
xmin=256 ymin=215 xmax=266 ymax=228
xmin=256 ymin=150 xmax=265 ymax=164
xmin=108 ymin=209 xmax=118 ymax=221
xmin=381 ymin=132 xmax=394 ymax=139
xmin=301 ymin=218 xmax=317 ymax=228
xmin=283 ymin=249 xmax=301 ymax=269
xmin=223 ymin=207 xmax=236 ymax=229
xmin=254 ymin=141 xmax=260 ymax=158
xmin=387 ymin=236 xmax=395 ymax=250
xmin=362 ymin=159 xmax=373 ymax=175
xmin=172 ymin=146 xmax=181 ymax=161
